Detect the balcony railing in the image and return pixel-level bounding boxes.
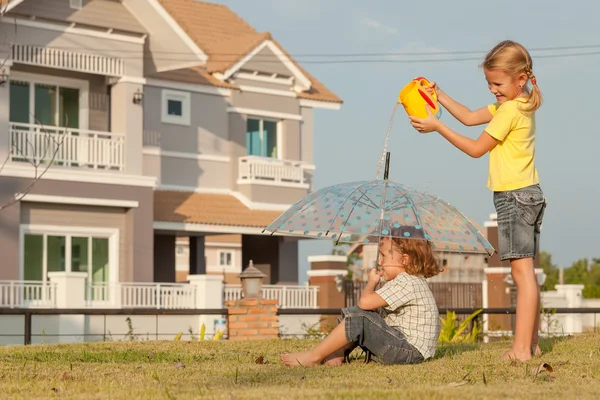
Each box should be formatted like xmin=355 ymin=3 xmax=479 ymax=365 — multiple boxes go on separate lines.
xmin=238 ymin=156 xmax=306 ymax=186
xmin=224 ymin=284 xmax=319 ymax=309
xmin=0 ymin=281 xmax=57 ymax=308
xmin=13 ymin=44 xmax=124 ymax=77
xmin=10 ymin=122 xmax=125 ymax=171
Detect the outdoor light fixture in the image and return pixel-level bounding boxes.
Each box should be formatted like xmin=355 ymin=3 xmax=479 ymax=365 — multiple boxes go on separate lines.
xmin=0 ymin=70 xmax=9 ymax=87
xmin=132 ymin=89 xmax=143 ymax=104
xmin=237 ymin=260 xmax=267 ymax=299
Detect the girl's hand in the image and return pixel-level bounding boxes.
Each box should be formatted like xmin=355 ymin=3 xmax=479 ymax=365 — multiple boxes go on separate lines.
xmin=368 ymin=268 xmax=382 ymax=285
xmin=424 ymin=81 xmax=440 ymax=98
xmin=409 ymin=105 xmax=441 ymax=133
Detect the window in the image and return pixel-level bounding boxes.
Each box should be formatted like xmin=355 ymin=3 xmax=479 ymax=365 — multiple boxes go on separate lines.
xmin=22 ymin=227 xmax=115 ymax=285
xmin=246 ymin=118 xmax=278 ymax=158
xmin=219 ymin=251 xmax=233 ymax=267
xmin=70 ymin=0 xmax=83 ymax=9
xmin=10 ymin=81 xmax=80 ymax=128
xmin=161 ymin=89 xmax=190 ymax=125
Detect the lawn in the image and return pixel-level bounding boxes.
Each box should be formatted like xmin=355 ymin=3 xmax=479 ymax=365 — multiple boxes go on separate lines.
xmin=0 ymin=333 xmax=599 ymax=399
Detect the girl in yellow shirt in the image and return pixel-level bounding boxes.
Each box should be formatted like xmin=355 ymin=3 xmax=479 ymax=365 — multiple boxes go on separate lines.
xmin=409 ymin=40 xmax=547 ymax=362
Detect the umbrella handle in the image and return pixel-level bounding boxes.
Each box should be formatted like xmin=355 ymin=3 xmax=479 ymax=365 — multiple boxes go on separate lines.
xmin=383 ymin=152 xmax=391 ymax=180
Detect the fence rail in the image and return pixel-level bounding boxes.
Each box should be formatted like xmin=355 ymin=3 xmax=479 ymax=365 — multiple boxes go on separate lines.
xmin=224 ymin=284 xmax=319 ymax=308
xmin=238 ymin=156 xmax=305 ymax=185
xmin=0 ymin=281 xmax=57 ymax=308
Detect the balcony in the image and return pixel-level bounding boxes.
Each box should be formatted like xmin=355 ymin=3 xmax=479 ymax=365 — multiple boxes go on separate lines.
xmin=238 ymin=156 xmax=307 ymax=187
xmin=10 ymin=122 xmax=125 ymax=171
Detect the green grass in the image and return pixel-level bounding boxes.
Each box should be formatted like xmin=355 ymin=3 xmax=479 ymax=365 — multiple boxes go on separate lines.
xmin=0 ymin=333 xmax=599 ymax=399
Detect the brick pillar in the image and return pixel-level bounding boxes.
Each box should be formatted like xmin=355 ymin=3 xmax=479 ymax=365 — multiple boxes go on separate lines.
xmin=307 ymin=255 xmax=348 ymax=331
xmin=226 ymin=298 xmax=279 ymax=340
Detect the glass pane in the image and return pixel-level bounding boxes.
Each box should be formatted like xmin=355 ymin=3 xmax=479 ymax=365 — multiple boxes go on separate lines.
xmin=59 ymin=87 xmax=79 ymax=128
xmin=167 ymin=99 xmax=182 ymax=116
xmin=71 ymin=237 xmax=89 ymax=273
xmin=92 ymin=238 xmax=109 ymax=283
xmin=23 ymin=234 xmax=43 ymax=281
xmin=9 ymin=81 xmax=30 ymax=123
xmin=34 ymin=84 xmax=57 ymax=126
xmin=246 ymin=119 xmax=261 ymax=156
xmin=46 ymin=235 xmax=66 ymax=275
xmin=263 ymin=120 xmax=277 ymax=158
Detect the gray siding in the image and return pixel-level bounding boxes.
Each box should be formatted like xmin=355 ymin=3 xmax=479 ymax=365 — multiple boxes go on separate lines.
xmin=0 ymin=177 xmax=153 ymax=282
xmin=283 ymin=120 xmax=301 ymax=161
xmin=242 ymin=46 xmax=296 ymax=77
xmin=12 ymin=0 xmax=146 ymax=34
xmin=143 ymin=154 xmax=230 ymax=189
xmin=300 ymin=107 xmax=314 ymax=164
xmin=230 ymin=91 xmax=299 ymax=115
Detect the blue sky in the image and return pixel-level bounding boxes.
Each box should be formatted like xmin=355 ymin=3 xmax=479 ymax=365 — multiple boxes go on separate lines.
xmin=212 ymin=0 xmax=600 ymax=280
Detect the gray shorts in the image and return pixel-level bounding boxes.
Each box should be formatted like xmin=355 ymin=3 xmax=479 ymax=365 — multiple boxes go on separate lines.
xmin=341 ymin=306 xmax=424 ymax=365
xmin=493 ymin=184 xmax=547 ymax=261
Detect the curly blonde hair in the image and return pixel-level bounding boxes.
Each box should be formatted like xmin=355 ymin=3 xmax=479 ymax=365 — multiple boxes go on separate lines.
xmin=389 ymin=236 xmax=442 ymax=279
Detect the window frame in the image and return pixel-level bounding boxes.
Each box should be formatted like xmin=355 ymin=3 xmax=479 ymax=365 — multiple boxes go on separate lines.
xmin=218 ymin=250 xmax=234 ymax=268
xmin=161 ymin=89 xmax=191 ymax=126
xmin=245 ymin=117 xmax=282 ymax=159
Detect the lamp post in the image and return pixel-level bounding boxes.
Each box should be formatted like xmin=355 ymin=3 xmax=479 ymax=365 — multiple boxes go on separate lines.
xmin=237 ymin=260 xmax=267 ymax=299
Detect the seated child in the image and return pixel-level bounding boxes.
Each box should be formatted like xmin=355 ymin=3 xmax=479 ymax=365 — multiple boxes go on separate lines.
xmin=280 ymin=234 xmax=441 ymax=366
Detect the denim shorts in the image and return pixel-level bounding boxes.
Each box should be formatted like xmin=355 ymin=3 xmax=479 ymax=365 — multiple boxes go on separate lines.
xmin=341 ymin=306 xmax=424 ymax=365
xmin=493 ymin=184 xmax=547 ymax=261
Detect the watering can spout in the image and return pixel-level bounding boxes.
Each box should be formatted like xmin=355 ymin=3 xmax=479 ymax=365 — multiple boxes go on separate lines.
xmin=398 ymin=77 xmax=440 ymax=119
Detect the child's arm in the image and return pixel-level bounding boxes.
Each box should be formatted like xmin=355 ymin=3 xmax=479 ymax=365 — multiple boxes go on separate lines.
xmin=358 ymin=269 xmax=388 ymax=310
xmin=428 ymin=83 xmax=493 ymax=126
xmin=410 ymin=106 xmax=498 ymax=158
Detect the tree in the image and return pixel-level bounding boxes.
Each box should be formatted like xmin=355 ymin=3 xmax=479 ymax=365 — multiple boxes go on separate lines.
xmin=539 ymin=251 xmax=559 ymax=291
xmin=563 ymin=257 xmax=600 ymax=298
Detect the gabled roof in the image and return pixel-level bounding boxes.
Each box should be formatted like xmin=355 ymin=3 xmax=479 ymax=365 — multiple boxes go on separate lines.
xmin=155 ymin=0 xmax=342 ymax=103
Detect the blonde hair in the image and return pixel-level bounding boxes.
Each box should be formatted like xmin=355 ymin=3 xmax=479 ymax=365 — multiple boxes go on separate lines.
xmin=389 ymin=237 xmax=442 ymax=279
xmin=481 ymin=40 xmax=543 ymax=112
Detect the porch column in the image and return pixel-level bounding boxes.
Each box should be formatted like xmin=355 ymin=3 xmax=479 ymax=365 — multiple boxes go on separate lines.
xmin=277 ymin=237 xmax=299 ymax=284
xmin=307 ymin=255 xmax=348 ymax=331
xmin=154 ymin=234 xmax=175 ymax=282
xmin=48 ymin=272 xmax=87 ymax=344
xmin=110 ymin=80 xmax=143 ymax=175
xmin=0 ymin=66 xmax=10 ymax=163
xmin=189 ymin=236 xmax=206 ymax=275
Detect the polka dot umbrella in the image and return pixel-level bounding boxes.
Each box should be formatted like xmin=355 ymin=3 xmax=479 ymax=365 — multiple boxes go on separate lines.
xmin=263 ymin=152 xmax=494 ymax=256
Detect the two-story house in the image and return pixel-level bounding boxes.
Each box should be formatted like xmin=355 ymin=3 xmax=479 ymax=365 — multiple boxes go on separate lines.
xmin=0 ymin=0 xmax=341 ymax=306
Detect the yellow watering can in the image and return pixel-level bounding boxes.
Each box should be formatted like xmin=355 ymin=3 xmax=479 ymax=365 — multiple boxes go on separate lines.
xmin=398 ymin=77 xmax=441 ymax=119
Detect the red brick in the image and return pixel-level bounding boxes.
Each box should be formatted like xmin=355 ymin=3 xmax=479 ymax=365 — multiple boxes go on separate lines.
xmin=228 ymin=322 xmax=247 ymax=329
xmin=265 ymin=307 xmax=278 ymax=314
xmin=259 ymin=315 xmax=278 ymax=322
xmin=268 ymin=322 xmax=279 ymax=329
xmin=228 ymin=336 xmax=250 ymax=341
xmin=235 ymin=329 xmax=258 ymax=336
xmin=248 ymin=308 xmax=266 ymax=314
xmin=259 ymin=329 xmax=279 ymax=335
xmin=225 ymin=300 xmax=238 ymax=307
xmin=228 ymin=308 xmax=247 ymax=315
xmin=239 ymin=299 xmax=259 ymax=307
xmin=249 ymin=335 xmax=278 ymax=340
xmin=238 ymin=315 xmax=259 ymax=322
xmin=247 ymin=322 xmax=269 ymax=329
xmin=259 ymin=299 xmax=278 ymax=306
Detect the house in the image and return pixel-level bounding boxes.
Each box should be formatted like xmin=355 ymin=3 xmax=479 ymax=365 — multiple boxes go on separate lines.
xmin=0 ymin=0 xmax=342 ymax=307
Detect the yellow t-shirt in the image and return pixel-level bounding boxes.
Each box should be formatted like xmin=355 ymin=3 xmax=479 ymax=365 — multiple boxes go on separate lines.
xmin=485 ymin=99 xmax=539 ymax=192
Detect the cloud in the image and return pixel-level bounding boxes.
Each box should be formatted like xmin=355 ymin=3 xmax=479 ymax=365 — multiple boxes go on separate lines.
xmin=359 ymin=16 xmax=398 ymax=36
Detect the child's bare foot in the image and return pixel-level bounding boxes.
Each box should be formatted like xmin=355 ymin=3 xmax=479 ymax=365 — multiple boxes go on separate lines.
xmin=502 ymin=348 xmax=531 ymax=362
xmin=532 ymin=344 xmax=542 ymax=357
xmin=280 ymin=352 xmax=321 ymax=367
xmin=323 ymin=355 xmax=344 ymax=366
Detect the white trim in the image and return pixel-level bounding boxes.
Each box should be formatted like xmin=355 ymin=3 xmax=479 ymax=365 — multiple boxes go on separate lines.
xmin=490 ymin=213 xmax=498 ymax=220
xmin=227 ymin=107 xmax=302 ymax=121
xmin=4 ymin=0 xmax=26 ymax=13
xmin=236 ymin=72 xmax=294 ymax=86
xmin=161 ymin=89 xmax=191 ymax=126
xmin=222 ymin=40 xmax=311 ymax=91
xmin=20 ymin=224 xmax=119 ymax=284
xmin=205 ymin=242 xmax=242 ymax=249
xmin=236 ymin=179 xmax=310 ymax=190
xmin=276 ymin=121 xmax=283 ymax=159
xmin=11 ymin=71 xmax=90 ymax=130
xmin=307 ymin=255 xmax=348 ymax=263
xmin=154 ymin=221 xmax=270 ymax=235
xmin=484 ymin=221 xmax=498 ymax=228
xmin=484 ymin=267 xmax=543 ymax=274
xmin=143 ymin=148 xmax=230 ymax=163
xmin=146 ymin=78 xmax=231 ymax=97
xmin=306 ymin=269 xmax=348 ymax=277
xmin=0 ymin=164 xmax=157 ymax=187
xmin=303 ymin=164 xmax=316 ymax=171
xmin=218 ymin=250 xmax=234 ymax=268
xmin=145 ymin=0 xmax=208 ymax=63
xmin=238 ymin=85 xmax=296 ymax=98
xmin=3 ymin=18 xmax=145 ymax=45
xmin=299 ymin=99 xmax=342 ymax=110
xmin=19 ymin=194 xmax=139 ymax=208
xmin=116 ymin=76 xmax=147 ymax=85
xmin=155 ymin=184 xmax=294 ymax=211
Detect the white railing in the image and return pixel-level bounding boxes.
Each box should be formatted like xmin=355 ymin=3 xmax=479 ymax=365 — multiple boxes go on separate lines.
xmin=238 ymin=156 xmax=305 ymax=185
xmin=13 ymin=44 xmax=124 ymax=76
xmin=10 ymin=122 xmax=125 ymax=171
xmin=87 ymin=283 xmax=196 ymax=309
xmin=0 ymin=281 xmax=57 ymax=308
xmin=224 ymin=284 xmax=319 ymax=309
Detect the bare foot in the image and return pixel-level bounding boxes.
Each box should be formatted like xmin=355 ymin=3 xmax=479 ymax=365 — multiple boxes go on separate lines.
xmin=323 ymin=355 xmax=344 ymax=366
xmin=502 ymin=348 xmax=531 ymax=362
xmin=532 ymin=344 xmax=542 ymax=357
xmin=280 ymin=352 xmax=321 ymax=367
